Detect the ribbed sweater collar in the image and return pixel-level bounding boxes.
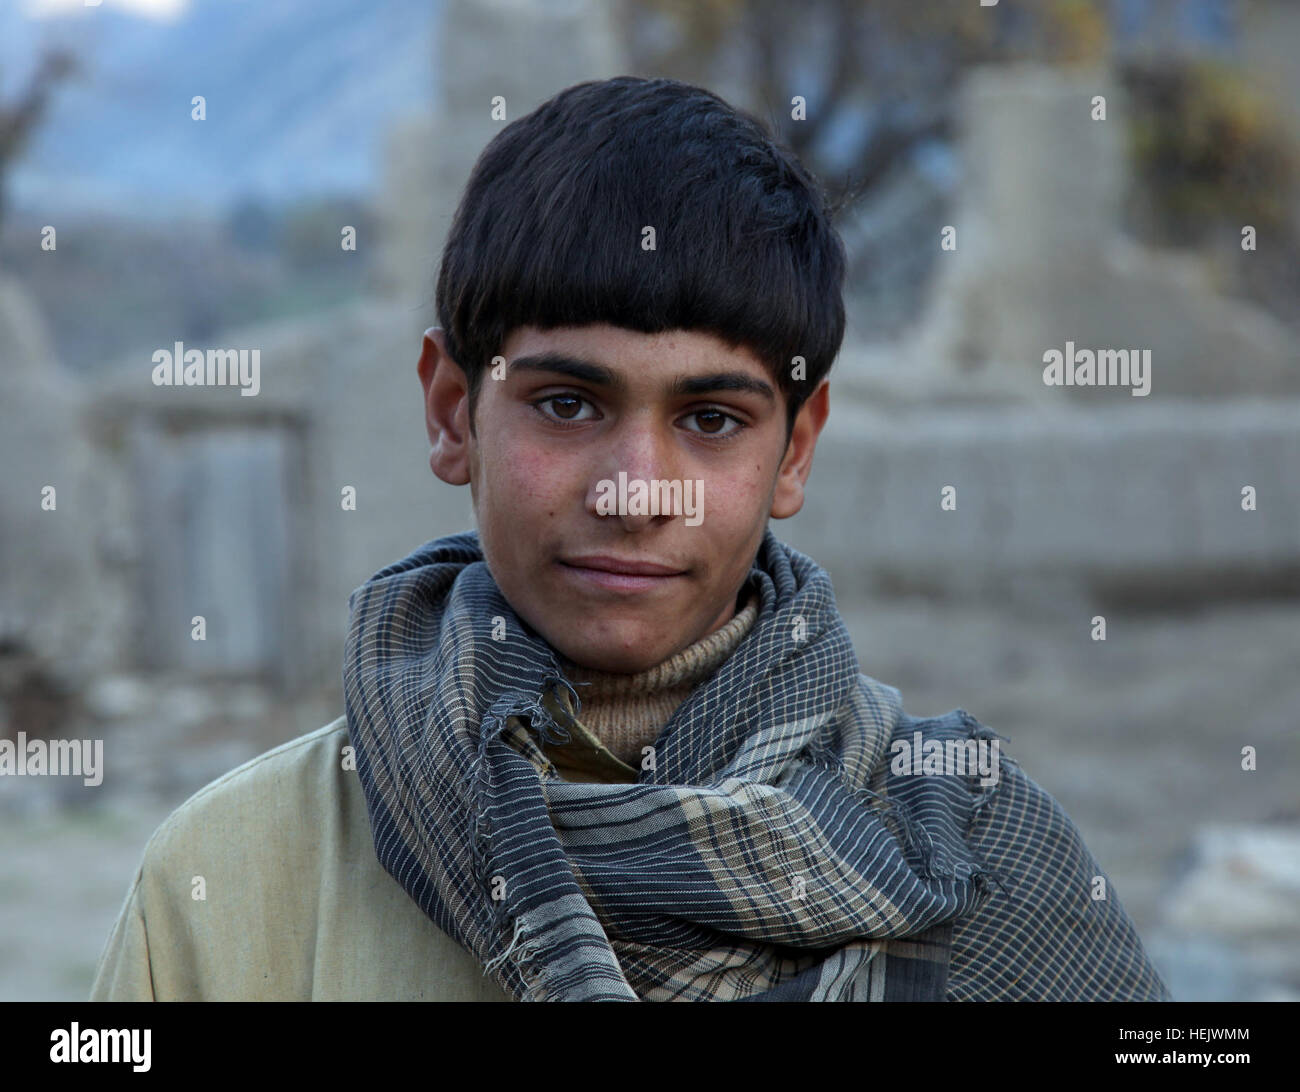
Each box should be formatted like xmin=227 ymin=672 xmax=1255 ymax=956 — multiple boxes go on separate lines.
xmin=548 ymin=583 xmax=761 ymax=778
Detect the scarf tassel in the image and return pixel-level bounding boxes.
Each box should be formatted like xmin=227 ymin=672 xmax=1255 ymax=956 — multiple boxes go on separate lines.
xmin=481 ymin=914 xmax=529 ymax=976
xmin=852 ymin=782 xmax=937 ymax=870
xmin=468 ymin=677 xmax=584 ymax=979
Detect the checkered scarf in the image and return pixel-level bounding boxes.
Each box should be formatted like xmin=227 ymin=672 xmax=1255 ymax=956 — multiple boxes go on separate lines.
xmin=344 ymin=529 xmax=1170 ymax=1001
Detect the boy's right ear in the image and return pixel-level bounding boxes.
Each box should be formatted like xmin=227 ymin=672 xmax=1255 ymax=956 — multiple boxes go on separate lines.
xmin=417 ymin=326 xmax=473 ymax=487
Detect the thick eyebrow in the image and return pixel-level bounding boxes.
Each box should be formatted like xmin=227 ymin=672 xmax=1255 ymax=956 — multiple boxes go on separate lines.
xmin=510 ymin=352 xmax=776 ymax=402
xmin=511 ymin=353 xmax=620 ymax=388
xmin=671 ymin=372 xmax=776 ymax=402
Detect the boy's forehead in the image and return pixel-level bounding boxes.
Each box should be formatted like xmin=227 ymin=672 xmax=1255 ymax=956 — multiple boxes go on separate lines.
xmin=500 ymin=323 xmax=772 ymax=385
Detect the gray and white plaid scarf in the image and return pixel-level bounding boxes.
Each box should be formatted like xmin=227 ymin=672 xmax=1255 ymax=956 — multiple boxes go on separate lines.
xmin=344 ymin=528 xmax=1170 ymax=1001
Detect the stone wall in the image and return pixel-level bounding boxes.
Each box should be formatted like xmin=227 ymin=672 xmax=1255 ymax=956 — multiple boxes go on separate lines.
xmin=782 ymin=398 xmax=1300 ymax=600
xmin=838 ymin=63 xmax=1297 ymax=405
xmin=0 ymin=275 xmax=131 ymax=678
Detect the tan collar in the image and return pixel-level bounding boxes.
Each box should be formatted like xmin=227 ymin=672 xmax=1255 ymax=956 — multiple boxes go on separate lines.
xmin=543 ymin=583 xmax=761 ymax=782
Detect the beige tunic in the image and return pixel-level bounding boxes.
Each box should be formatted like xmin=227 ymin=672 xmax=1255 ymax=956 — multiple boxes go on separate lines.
xmin=92 ymin=592 xmax=763 ymax=1001
xmin=90 ymin=717 xmax=511 ymax=1001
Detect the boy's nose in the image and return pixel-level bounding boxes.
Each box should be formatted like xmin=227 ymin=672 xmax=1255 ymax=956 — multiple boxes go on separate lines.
xmin=587 ymin=420 xmax=683 ymax=529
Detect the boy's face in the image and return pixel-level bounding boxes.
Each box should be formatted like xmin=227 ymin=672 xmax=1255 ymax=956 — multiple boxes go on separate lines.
xmin=418 ymin=323 xmax=829 ymax=673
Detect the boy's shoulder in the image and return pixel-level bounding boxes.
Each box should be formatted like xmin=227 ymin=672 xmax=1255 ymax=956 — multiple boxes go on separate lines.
xmin=142 ymin=716 xmax=353 ymax=863
xmin=943 ymin=735 xmax=1172 ymax=1000
xmin=95 ymin=717 xmax=510 ymax=1001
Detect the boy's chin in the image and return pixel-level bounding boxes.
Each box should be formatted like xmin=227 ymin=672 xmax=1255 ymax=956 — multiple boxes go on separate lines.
xmin=553 ymin=633 xmax=678 ymax=675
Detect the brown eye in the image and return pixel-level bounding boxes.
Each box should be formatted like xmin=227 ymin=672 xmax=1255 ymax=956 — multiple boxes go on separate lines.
xmin=683 ymin=408 xmax=743 ymax=438
xmin=551 ymin=396 xmax=581 ymax=419
xmin=533 ymin=393 xmax=596 ymax=424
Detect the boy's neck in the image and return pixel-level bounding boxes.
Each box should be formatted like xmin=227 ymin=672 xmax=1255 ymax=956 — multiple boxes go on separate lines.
xmin=547 ymin=582 xmax=761 ymax=774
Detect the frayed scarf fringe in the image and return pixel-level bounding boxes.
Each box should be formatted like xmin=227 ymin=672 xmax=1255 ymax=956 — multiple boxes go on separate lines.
xmin=471 ymin=674 xmax=581 ymax=956
xmin=482 ymin=915 xmax=529 ymax=977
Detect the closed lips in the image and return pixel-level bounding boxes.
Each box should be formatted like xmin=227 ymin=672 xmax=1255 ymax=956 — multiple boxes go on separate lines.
xmin=561 ymin=557 xmax=685 ymax=576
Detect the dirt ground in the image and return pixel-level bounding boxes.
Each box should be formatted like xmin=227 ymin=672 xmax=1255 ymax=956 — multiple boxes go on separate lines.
xmin=2 ymin=594 xmax=1296 ymax=1001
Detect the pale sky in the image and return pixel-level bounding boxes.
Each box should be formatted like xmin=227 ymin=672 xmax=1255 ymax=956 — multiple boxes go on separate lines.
xmin=24 ymin=0 xmax=191 ymax=21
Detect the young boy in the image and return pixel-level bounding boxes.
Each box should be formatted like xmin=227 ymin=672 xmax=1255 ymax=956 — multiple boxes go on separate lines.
xmin=91 ymin=76 xmax=1169 ymax=1002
